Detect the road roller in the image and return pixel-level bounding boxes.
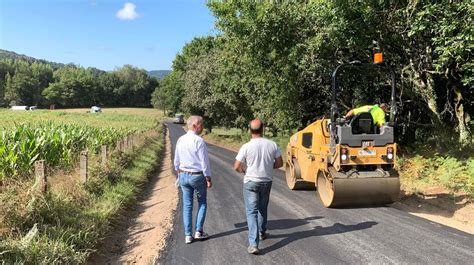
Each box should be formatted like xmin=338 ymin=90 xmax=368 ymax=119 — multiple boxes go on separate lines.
xmin=285 ymin=59 xmax=400 ymax=207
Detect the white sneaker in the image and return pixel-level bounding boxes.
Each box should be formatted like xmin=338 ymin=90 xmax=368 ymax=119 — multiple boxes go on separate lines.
xmin=194 ymin=231 xmax=209 ymax=240
xmin=185 ymin=235 xmax=193 ymax=244
xmin=247 ymin=246 xmax=259 ymax=255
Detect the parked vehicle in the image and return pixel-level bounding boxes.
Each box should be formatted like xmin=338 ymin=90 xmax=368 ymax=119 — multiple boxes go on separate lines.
xmin=90 ymin=106 xmax=102 ymax=113
xmin=11 ymin=106 xmax=29 ymax=111
xmin=173 ymin=114 xmax=185 ymax=124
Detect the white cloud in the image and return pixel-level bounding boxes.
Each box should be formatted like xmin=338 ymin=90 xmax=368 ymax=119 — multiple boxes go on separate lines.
xmin=116 ymin=2 xmax=140 ymax=21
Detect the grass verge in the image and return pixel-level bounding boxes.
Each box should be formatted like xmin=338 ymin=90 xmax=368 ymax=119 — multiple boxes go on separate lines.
xmin=397 ymin=154 xmax=474 ymax=199
xmin=0 ymin=125 xmax=165 ymax=263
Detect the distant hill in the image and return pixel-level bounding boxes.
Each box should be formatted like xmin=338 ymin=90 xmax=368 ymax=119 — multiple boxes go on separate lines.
xmin=148 ymin=70 xmax=171 ymax=80
xmin=0 ymin=49 xmax=65 ymax=69
xmin=1 ymin=50 xmax=172 ymax=79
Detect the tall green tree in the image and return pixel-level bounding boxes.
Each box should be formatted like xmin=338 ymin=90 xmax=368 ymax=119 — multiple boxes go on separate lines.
xmin=205 ymin=0 xmax=473 ymax=146
xmin=402 ymin=1 xmax=473 ymax=145
xmin=98 ymin=71 xmax=121 ymax=106
xmin=152 ymin=71 xmax=184 ymax=114
xmin=151 ymin=36 xmax=217 ymax=115
xmin=42 ymin=66 xmax=95 ymax=107
xmin=31 ymin=62 xmax=53 ymax=106
xmin=4 ymin=61 xmax=39 ymax=106
xmin=115 ymin=65 xmax=156 ymax=107
xmin=0 ymin=60 xmax=14 ymax=107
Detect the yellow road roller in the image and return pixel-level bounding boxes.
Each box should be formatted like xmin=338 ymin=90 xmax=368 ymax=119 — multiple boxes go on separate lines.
xmin=285 ymin=60 xmax=400 ymax=207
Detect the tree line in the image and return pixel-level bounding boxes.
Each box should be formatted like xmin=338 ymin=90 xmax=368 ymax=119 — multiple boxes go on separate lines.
xmin=0 ymin=59 xmax=158 ymax=108
xmin=152 ymin=0 xmax=472 ymax=148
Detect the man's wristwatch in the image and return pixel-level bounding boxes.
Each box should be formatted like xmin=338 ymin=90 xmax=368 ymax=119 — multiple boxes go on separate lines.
xmin=205 ymin=176 xmax=211 ymax=181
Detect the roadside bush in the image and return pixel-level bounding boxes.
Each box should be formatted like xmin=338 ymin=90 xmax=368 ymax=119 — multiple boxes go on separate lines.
xmin=436 ymin=157 xmax=470 ymax=195
xmin=397 ymin=154 xmax=474 ymax=198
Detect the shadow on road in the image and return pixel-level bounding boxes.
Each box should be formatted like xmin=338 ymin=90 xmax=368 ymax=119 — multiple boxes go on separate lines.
xmin=234 ymin=216 xmax=323 ymax=230
xmin=210 ymin=216 xmax=323 ymax=241
xmin=261 ymin=221 xmax=378 ymax=254
xmin=210 ymin=227 xmax=248 ymax=240
xmin=210 ymin=216 xmax=376 ymax=255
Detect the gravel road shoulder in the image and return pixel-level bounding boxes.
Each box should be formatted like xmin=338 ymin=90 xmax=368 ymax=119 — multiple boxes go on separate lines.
xmin=89 ymin=129 xmax=179 ymax=264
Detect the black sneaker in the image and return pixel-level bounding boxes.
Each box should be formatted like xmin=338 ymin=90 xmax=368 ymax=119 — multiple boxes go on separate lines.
xmin=259 ymin=232 xmax=268 ymax=241
xmin=247 ymin=246 xmax=259 ymax=255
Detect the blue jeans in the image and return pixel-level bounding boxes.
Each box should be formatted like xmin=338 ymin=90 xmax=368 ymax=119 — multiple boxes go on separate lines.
xmin=243 ymin=180 xmax=272 ymax=247
xmin=179 ymin=172 xmax=207 ymax=236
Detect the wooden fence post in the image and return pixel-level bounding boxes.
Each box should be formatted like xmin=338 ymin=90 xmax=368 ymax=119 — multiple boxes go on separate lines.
xmin=124 ymin=136 xmax=128 ymax=150
xmin=127 ymin=135 xmax=132 ymax=149
xmin=116 ymin=140 xmax=121 ymax=152
xmin=134 ymin=134 xmax=138 ymax=147
xmin=80 ymin=151 xmax=88 ymax=183
xmin=101 ymin=145 xmax=107 ymax=167
xmin=35 ymin=160 xmax=47 ymax=193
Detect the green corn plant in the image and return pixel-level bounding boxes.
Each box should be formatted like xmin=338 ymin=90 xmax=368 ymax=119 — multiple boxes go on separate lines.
xmin=0 ymin=108 xmax=160 ymax=180
xmin=0 ymin=122 xmax=135 ymax=179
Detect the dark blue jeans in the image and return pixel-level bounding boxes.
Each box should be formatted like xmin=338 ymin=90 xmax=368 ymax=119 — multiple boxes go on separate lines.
xmin=179 ymin=172 xmax=207 ymax=236
xmin=243 ymin=180 xmax=272 ymax=247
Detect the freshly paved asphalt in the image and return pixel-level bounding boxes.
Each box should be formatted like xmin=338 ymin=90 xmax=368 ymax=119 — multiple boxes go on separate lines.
xmin=158 ymin=122 xmax=474 ymax=264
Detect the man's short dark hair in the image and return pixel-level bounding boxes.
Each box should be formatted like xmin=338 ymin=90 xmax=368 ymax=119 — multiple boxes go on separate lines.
xmin=250 ymin=121 xmax=264 ymax=134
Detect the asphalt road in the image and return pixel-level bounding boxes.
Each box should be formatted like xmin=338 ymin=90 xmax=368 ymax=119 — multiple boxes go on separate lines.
xmin=159 ymin=122 xmax=474 ymax=264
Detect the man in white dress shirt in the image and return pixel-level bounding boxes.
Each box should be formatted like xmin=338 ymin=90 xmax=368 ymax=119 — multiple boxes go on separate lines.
xmin=234 ymin=119 xmax=283 ymax=254
xmin=174 ymin=115 xmax=212 ymax=244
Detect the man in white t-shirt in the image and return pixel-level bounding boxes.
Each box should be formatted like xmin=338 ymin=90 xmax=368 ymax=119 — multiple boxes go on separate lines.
xmin=234 ymin=119 xmax=283 ymax=255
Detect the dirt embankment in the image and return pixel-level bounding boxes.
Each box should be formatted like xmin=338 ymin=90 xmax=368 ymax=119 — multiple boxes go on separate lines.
xmin=89 ymin=129 xmax=179 ymax=264
xmin=392 ymin=191 xmax=473 ymax=234
xmin=203 ymin=135 xmax=473 ymax=235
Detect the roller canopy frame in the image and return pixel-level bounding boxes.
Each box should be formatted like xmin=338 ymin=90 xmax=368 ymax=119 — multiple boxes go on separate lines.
xmin=329 ymin=62 xmax=397 ymax=147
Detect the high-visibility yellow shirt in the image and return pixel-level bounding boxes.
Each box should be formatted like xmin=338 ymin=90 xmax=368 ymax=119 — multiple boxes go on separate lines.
xmin=352 ymin=105 xmax=386 ymax=126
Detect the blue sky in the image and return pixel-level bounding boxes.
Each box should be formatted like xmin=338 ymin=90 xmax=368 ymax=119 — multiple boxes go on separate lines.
xmin=0 ymin=0 xmax=216 ymax=70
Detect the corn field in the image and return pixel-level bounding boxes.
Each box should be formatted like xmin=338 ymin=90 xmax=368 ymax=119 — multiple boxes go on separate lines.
xmin=0 ymin=109 xmax=162 ymax=181
xmin=0 ymin=122 xmax=132 ymax=180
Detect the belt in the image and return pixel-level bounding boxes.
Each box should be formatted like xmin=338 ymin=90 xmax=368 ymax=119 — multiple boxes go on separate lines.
xmin=179 ymin=170 xmax=203 ymax=176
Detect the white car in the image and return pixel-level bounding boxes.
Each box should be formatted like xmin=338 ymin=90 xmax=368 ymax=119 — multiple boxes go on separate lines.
xmin=91 ymin=106 xmax=102 ymax=113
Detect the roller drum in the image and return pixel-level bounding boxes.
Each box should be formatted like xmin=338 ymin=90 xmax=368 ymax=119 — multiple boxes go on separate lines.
xmin=317 ymin=169 xmax=400 ymax=208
